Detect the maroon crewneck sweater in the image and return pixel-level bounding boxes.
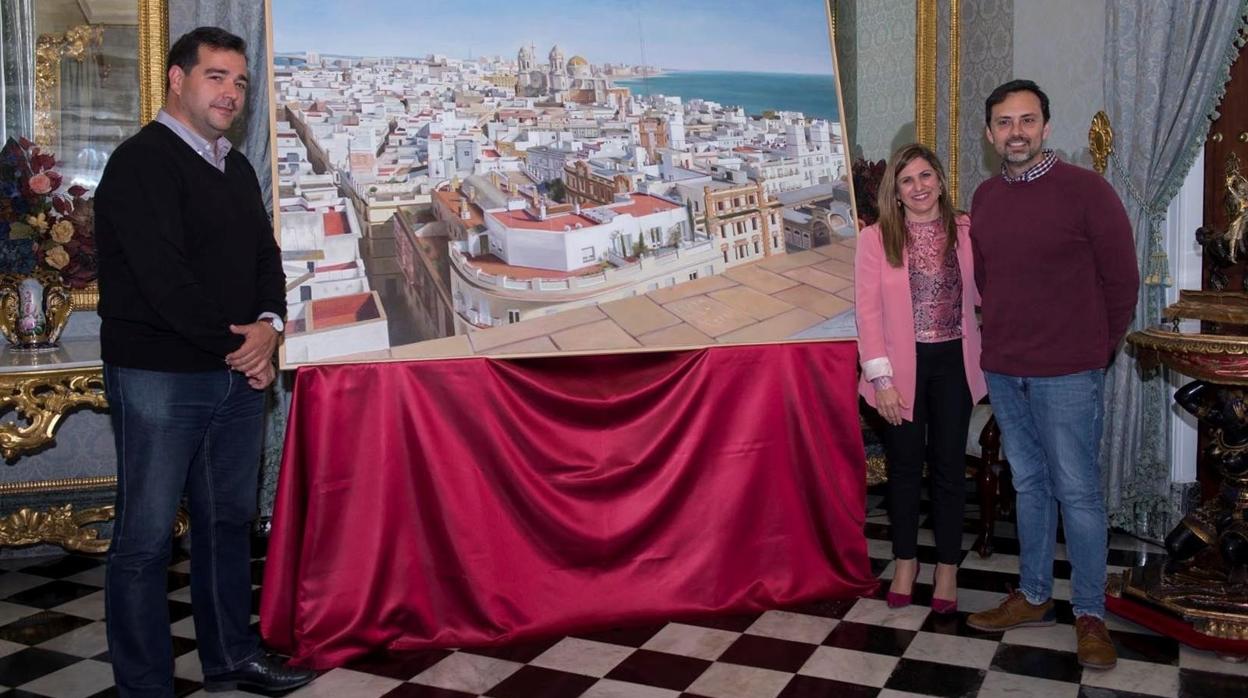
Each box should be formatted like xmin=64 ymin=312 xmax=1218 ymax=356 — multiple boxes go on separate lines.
xmin=970 ymin=159 xmax=1139 ymax=377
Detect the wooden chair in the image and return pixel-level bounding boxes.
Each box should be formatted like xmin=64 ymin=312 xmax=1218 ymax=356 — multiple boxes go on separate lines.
xmin=966 ymin=403 xmax=1013 ymax=558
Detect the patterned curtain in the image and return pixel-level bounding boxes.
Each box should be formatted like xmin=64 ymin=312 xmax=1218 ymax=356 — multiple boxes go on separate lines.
xmin=1100 ymin=0 xmax=1248 ymax=539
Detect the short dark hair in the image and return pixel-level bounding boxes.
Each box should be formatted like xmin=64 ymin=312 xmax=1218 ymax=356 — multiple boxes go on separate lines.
xmin=166 ymin=26 xmax=247 ymax=89
xmin=984 ymin=79 xmax=1050 ymax=125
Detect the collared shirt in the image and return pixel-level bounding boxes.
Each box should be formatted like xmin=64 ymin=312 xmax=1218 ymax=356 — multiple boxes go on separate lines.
xmin=155 ymin=109 xmax=232 ymax=172
xmin=1001 ymin=148 xmax=1057 ymax=184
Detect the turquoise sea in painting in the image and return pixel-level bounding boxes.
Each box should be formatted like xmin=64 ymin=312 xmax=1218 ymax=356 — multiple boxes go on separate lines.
xmin=613 ymin=70 xmax=840 ymax=122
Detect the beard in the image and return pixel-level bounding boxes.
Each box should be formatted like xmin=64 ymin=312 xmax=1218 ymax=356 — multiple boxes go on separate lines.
xmin=1001 ymin=138 xmax=1042 ymax=164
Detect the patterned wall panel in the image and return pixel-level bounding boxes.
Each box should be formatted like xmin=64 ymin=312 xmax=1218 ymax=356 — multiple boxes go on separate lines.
xmin=850 ymin=0 xmax=916 ymax=161
xmin=1012 ymin=0 xmax=1106 ymax=170
xmin=958 ymin=0 xmax=1014 ymax=205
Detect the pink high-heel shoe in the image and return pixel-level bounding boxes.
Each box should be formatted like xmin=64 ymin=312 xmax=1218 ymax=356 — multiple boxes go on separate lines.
xmin=931 ymin=565 xmax=958 ymax=614
xmin=885 ymin=561 xmax=920 ymax=609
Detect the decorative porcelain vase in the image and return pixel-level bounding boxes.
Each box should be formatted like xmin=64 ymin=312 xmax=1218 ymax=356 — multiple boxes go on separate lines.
xmin=0 ymin=275 xmax=72 ymax=351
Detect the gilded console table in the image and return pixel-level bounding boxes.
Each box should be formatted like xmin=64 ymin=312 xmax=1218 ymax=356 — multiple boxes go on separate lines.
xmin=0 ymin=339 xmax=116 ymax=553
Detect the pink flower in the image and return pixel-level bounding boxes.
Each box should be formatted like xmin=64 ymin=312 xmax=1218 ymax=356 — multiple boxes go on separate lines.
xmin=29 ymin=173 xmax=52 ymax=195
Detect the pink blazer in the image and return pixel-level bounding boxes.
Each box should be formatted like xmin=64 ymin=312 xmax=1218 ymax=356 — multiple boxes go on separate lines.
xmin=854 ymin=214 xmax=987 ymax=422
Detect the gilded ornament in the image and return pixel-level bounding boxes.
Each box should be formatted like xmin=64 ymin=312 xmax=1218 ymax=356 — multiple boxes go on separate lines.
xmin=914 ymin=0 xmax=938 ymax=149
xmin=865 ymin=455 xmax=887 ymax=486
xmin=948 ymin=0 xmax=960 ymax=204
xmin=138 ymin=0 xmax=169 ymax=123
xmin=0 ymin=504 xmax=112 ymax=553
xmin=33 ymin=26 xmax=105 ymax=148
xmin=0 ymin=476 xmax=117 ymax=495
xmin=1222 ymin=152 xmax=1248 ymax=263
xmin=0 ymin=367 xmax=106 ymax=459
xmin=0 ymin=503 xmax=189 ymax=553
xmin=1089 ymin=111 xmax=1113 ymax=176
xmin=70 ymin=283 xmax=99 ymax=311
xmin=1123 ymin=287 xmax=1248 ymax=640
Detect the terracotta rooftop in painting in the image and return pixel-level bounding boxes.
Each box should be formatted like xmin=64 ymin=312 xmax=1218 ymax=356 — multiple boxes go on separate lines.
xmin=489 ymin=194 xmax=680 ymax=233
xmin=326 ymin=235 xmax=860 ymax=364
xmin=322 ymin=211 xmax=349 ymax=236
xmin=310 ymin=292 xmax=380 ymax=330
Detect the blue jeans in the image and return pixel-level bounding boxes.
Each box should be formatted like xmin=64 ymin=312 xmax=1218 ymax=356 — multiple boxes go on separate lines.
xmin=104 ymin=365 xmax=264 ymax=697
xmin=984 ymin=369 xmax=1107 ymax=618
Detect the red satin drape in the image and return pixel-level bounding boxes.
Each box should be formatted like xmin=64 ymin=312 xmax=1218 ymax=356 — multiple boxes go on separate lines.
xmin=260 ymin=341 xmax=876 ymax=669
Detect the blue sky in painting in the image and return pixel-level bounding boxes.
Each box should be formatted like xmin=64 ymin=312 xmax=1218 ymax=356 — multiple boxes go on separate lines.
xmin=271 ymin=0 xmax=836 ymax=75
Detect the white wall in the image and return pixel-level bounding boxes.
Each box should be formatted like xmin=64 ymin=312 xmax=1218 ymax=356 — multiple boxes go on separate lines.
xmin=1163 ymin=152 xmax=1204 ymax=484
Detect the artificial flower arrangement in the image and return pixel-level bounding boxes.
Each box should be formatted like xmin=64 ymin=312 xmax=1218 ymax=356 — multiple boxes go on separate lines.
xmin=0 ymin=137 xmax=96 ymax=288
xmin=852 ymin=156 xmax=887 ymax=228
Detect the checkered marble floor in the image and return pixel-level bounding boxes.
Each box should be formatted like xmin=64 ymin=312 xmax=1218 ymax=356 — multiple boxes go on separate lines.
xmin=3 ymin=489 xmax=1247 ymax=698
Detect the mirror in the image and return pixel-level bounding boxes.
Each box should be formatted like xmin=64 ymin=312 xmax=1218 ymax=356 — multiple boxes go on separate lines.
xmin=1 ymin=0 xmax=141 ymax=190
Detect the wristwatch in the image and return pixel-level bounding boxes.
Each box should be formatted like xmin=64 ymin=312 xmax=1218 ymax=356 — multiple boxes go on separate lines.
xmin=260 ymin=315 xmax=285 ymax=333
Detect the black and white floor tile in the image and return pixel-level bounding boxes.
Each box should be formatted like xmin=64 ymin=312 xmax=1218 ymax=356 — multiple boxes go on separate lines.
xmin=2 ymin=489 xmax=1246 ymax=697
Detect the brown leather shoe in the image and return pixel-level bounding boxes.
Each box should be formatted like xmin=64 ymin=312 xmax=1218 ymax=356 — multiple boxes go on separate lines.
xmin=1075 ymin=616 xmax=1117 ymax=669
xmin=966 ymin=590 xmax=1056 ymax=631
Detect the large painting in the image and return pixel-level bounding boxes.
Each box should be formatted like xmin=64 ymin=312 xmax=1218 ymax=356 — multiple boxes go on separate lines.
xmin=267 ymin=0 xmax=858 ymax=367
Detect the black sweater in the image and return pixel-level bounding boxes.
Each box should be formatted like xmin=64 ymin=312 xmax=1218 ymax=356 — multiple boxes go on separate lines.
xmin=95 ymin=122 xmax=285 ymax=371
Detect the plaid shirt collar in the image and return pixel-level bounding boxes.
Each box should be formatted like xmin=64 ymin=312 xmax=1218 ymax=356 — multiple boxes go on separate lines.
xmin=1001 ymin=149 xmax=1057 ymax=183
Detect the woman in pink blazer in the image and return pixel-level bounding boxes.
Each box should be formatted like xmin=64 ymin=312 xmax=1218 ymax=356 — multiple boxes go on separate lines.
xmin=855 ymin=144 xmax=987 ymax=614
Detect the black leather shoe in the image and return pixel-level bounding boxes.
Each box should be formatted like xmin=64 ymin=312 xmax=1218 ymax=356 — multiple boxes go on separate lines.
xmin=203 ymin=651 xmax=316 ymax=694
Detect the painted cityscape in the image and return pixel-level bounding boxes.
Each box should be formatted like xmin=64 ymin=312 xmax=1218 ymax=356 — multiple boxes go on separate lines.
xmin=268 ymin=0 xmax=858 ymax=367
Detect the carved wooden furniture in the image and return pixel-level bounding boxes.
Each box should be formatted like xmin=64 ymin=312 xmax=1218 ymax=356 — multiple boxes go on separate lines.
xmin=966 ymin=404 xmax=1012 ymax=558
xmin=0 ymin=339 xmax=112 ymax=552
xmin=1119 ymin=289 xmax=1248 ymax=642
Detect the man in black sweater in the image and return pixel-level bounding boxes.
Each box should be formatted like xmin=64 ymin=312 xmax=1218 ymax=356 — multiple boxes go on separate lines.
xmin=94 ymin=27 xmax=313 ymax=696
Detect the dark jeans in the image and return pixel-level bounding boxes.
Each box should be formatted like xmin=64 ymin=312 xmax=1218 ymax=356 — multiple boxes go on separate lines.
xmin=103 ymin=365 xmax=264 ymax=697
xmin=881 ymin=339 xmax=973 ymax=565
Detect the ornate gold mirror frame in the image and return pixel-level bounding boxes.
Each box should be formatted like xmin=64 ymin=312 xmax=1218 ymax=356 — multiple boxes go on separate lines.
xmin=27 ymin=0 xmax=167 ymax=311
xmin=33 ymin=1 xmax=166 ymax=144
xmin=137 ymin=0 xmax=168 ymax=122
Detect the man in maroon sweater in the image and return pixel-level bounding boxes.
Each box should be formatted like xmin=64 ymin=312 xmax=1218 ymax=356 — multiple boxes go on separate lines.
xmin=965 ymin=80 xmax=1138 ymax=671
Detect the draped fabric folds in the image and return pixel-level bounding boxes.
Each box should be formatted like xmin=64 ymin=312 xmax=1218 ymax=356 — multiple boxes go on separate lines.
xmin=1099 ymin=0 xmax=1248 ymax=538
xmin=260 ymin=342 xmax=876 ymax=669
